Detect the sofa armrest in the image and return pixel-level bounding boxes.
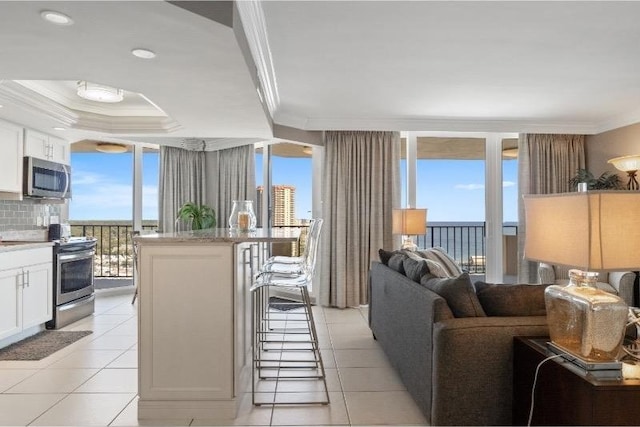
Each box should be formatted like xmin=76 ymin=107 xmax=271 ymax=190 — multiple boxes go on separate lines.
xmin=538 ymin=262 xmax=555 ymax=284
xmin=431 ymin=316 xmax=548 ymax=426
xmin=609 ymin=271 xmax=636 ymax=306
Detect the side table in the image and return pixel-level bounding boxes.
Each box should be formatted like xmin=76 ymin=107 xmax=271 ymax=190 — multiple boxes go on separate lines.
xmin=513 ymin=337 xmax=640 ymax=426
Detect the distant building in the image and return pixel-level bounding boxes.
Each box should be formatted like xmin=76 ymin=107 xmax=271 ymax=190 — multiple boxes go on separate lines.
xmin=256 ymin=185 xmax=297 ymax=226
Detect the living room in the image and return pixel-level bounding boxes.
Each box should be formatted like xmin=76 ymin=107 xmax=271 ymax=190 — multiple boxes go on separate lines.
xmin=1 ymin=1 xmax=640 ymax=426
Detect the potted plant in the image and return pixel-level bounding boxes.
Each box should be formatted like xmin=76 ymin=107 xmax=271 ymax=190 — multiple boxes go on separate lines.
xmin=176 ymin=202 xmax=216 ymax=230
xmin=569 ymin=168 xmax=622 ymax=190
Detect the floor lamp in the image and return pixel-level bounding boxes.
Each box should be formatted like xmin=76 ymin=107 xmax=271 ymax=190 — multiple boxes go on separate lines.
xmin=608 ymin=154 xmax=640 ymax=190
xmin=524 ymin=190 xmax=640 ymax=369
xmin=392 ymin=208 xmax=427 ymax=251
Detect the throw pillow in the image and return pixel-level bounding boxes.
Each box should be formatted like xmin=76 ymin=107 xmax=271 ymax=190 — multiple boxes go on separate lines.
xmin=415 ymin=247 xmax=463 ymax=277
xmin=474 ymin=282 xmax=549 ymax=317
xmin=402 ymin=256 xmax=429 ymax=283
xmin=423 ymin=258 xmax=450 ymax=278
xmin=420 ymin=272 xmax=486 ymax=318
xmin=387 ymin=252 xmax=408 ymax=275
xmin=378 ymin=248 xmax=395 ymax=265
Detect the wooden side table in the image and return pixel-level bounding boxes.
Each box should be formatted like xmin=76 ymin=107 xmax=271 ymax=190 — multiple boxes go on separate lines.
xmin=513 ymin=337 xmax=640 ymax=426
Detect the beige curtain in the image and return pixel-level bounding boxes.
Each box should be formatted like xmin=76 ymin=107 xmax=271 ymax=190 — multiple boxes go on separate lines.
xmin=517 ymin=134 xmax=585 ymax=282
xmin=319 ymin=131 xmax=400 ymax=308
xmin=158 ymin=146 xmax=206 ymax=233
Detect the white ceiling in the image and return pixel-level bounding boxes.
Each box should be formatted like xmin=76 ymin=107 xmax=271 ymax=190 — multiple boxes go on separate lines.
xmin=261 ymin=1 xmax=640 ymax=134
xmin=1 ymin=1 xmax=640 ymax=149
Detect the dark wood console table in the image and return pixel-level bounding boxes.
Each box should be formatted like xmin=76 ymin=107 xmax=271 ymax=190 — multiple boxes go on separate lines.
xmin=513 ymin=337 xmax=640 ymax=426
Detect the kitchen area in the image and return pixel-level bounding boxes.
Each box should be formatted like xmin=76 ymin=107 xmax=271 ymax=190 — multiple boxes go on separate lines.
xmin=0 ymin=119 xmax=98 ymax=349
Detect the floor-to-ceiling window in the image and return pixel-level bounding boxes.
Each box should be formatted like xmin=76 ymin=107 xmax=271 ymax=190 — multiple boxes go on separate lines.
xmin=402 ymin=132 xmax=518 ymax=283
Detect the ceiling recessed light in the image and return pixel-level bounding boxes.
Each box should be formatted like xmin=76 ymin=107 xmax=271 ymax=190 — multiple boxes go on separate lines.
xmin=41 ymin=10 xmax=74 ymax=26
xmin=53 ymin=127 xmax=65 ymax=131
xmin=131 ymin=48 xmax=156 ymax=59
xmin=77 ymin=81 xmax=124 ymax=103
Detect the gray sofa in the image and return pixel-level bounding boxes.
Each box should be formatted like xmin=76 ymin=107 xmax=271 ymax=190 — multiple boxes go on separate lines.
xmin=369 ymin=261 xmax=549 ymax=426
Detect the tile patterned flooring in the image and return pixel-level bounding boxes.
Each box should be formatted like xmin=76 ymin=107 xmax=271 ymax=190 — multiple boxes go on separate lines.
xmin=0 ymin=289 xmax=428 ymax=426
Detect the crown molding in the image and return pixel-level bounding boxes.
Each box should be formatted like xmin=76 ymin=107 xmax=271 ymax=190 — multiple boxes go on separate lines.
xmin=593 ymin=109 xmax=640 ymax=134
xmin=273 ymin=110 xmax=602 ymax=135
xmin=0 ymin=80 xmax=79 ymax=127
xmin=0 ymin=80 xmax=181 ymax=134
xmin=236 ymin=0 xmax=279 ymax=117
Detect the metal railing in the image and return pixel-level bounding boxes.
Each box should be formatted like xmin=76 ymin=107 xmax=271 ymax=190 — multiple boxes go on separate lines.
xmin=70 ymin=221 xmax=157 ymax=278
xmin=71 ymin=221 xmax=516 ymax=278
xmin=416 ymin=222 xmax=518 ymax=274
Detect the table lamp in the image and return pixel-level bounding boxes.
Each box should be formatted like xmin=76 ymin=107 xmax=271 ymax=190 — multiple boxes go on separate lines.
xmin=524 ymin=190 xmax=640 ymax=366
xmin=392 ymin=208 xmax=427 ymax=251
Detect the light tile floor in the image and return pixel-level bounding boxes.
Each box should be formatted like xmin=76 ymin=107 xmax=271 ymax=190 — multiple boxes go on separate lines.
xmin=0 ymin=289 xmax=428 ymax=426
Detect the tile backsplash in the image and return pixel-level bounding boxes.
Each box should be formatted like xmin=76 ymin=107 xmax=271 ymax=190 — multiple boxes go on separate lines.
xmin=0 ymin=199 xmax=63 ymax=232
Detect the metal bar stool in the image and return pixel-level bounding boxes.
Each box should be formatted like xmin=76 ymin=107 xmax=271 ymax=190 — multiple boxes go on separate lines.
xmin=250 ymin=219 xmax=329 ymax=406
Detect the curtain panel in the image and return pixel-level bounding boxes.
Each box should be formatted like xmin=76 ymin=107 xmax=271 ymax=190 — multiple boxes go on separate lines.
xmin=517 ymin=134 xmax=585 ymax=282
xmin=205 ymin=145 xmax=256 ymax=228
xmin=158 ymin=146 xmax=206 ymax=233
xmin=319 ymin=131 xmax=400 ymax=308
xmin=158 ymin=144 xmax=256 ymax=232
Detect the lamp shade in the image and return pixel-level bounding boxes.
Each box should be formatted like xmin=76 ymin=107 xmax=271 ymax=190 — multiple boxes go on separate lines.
xmin=523 ymin=191 xmax=640 ymax=271
xmin=608 ymin=154 xmax=640 ymax=172
xmin=392 ymin=208 xmax=427 ymax=235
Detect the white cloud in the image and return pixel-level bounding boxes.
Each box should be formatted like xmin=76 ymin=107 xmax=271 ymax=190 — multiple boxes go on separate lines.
xmin=72 ymin=170 xmax=104 ymax=186
xmin=503 ymin=181 xmax=515 ymax=188
xmin=455 ymin=183 xmax=484 ymax=190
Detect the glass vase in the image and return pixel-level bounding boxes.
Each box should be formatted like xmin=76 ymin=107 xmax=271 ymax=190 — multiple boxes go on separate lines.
xmin=228 ymin=200 xmax=257 ymax=232
xmin=545 ymin=269 xmax=628 ymax=362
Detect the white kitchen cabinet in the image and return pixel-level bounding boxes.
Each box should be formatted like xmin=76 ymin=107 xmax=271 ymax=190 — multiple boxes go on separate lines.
xmin=24 ymin=129 xmax=70 ymax=165
xmin=0 ymin=119 xmax=24 ymax=195
xmin=0 ymin=247 xmax=53 ymax=341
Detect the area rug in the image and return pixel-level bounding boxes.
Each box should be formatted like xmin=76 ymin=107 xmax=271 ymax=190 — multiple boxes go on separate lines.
xmin=0 ymin=330 xmax=92 ymax=361
xmin=269 ymin=296 xmax=302 ymax=312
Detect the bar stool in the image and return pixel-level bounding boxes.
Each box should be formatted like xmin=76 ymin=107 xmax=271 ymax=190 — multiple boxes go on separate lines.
xmin=259 ymin=219 xmax=319 ymax=275
xmin=250 ymin=219 xmax=329 ymax=406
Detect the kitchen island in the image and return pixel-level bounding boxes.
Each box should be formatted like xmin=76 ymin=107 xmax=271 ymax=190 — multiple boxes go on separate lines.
xmin=134 ymin=228 xmax=300 ymax=420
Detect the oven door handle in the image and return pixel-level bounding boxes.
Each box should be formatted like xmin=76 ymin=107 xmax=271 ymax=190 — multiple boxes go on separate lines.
xmin=59 ymin=250 xmax=95 ymax=262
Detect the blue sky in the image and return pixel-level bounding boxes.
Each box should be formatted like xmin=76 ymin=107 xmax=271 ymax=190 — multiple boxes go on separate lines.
xmin=69 ymin=152 xmax=159 ymax=220
xmin=70 ymin=151 xmax=517 ymax=223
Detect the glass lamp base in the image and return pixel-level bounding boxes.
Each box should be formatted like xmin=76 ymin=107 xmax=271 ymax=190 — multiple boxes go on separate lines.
xmin=545 ymin=270 xmax=628 ymax=362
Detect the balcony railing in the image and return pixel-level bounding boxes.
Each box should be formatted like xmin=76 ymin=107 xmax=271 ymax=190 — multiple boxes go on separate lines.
xmin=416 ymin=222 xmax=518 ymax=274
xmin=70 ymin=221 xmax=157 ymax=278
xmin=71 ymin=221 xmax=516 ymax=278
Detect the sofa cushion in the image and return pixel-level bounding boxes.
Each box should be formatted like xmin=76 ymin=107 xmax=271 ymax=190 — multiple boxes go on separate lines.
xmin=378 ymin=249 xmax=408 ymax=275
xmin=378 ymin=248 xmax=396 ymax=265
xmin=420 ymin=272 xmax=486 ymax=318
xmin=388 ymin=252 xmax=408 ymax=275
xmin=415 ymin=247 xmax=463 ymax=277
xmin=474 ymin=282 xmax=548 ymax=317
xmin=402 ymin=256 xmax=430 ymax=282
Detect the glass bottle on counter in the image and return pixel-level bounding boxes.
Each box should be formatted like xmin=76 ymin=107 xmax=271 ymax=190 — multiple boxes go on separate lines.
xmin=229 ymin=200 xmax=257 ymax=232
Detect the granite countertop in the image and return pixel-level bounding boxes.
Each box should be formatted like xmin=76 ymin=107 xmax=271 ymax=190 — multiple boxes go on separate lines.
xmin=0 ymin=241 xmax=54 ymax=253
xmin=134 ymin=227 xmax=301 ymax=244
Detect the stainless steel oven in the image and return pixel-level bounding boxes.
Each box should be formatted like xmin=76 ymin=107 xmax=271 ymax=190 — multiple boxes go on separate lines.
xmin=46 ymin=237 xmax=97 ymax=329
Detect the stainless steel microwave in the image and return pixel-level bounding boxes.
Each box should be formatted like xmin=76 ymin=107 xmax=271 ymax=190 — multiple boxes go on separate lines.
xmin=24 ymin=156 xmax=71 ymax=199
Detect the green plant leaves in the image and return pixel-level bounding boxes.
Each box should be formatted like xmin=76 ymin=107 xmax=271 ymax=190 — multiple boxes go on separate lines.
xmin=569 ymin=168 xmax=622 ymax=191
xmin=177 ymin=202 xmax=217 ymax=230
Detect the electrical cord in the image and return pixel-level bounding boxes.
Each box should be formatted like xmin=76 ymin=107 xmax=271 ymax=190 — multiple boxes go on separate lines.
xmin=527 ymin=353 xmax=566 ymax=427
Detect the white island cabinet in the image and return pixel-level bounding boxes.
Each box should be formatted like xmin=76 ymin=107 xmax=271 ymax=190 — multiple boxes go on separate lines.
xmin=0 ymin=245 xmax=53 ymax=343
xmin=135 ymin=228 xmax=300 ymax=420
